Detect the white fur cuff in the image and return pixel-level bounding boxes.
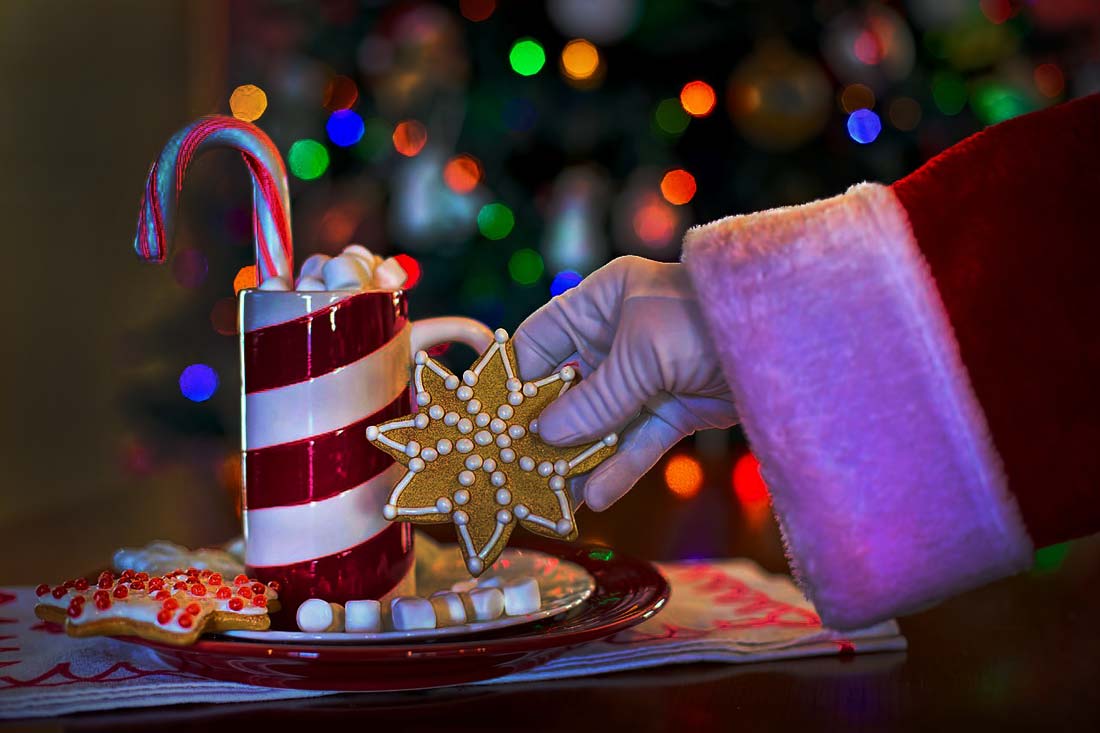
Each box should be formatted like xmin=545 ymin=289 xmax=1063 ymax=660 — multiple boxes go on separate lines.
xmin=683 ymin=183 xmax=1033 ymax=629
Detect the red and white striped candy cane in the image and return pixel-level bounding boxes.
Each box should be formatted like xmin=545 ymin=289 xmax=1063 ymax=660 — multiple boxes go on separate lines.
xmin=134 ymin=115 xmax=294 ymax=283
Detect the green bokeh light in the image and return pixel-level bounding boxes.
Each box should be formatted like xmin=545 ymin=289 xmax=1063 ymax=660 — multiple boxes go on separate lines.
xmin=477 ymin=203 xmax=515 ymax=240
xmin=588 ymin=548 xmax=614 ymax=562
xmin=655 ymin=98 xmax=690 ymax=135
xmin=509 ymin=38 xmax=546 ymax=77
xmin=508 ymin=248 xmax=544 ymax=285
xmin=971 ymin=83 xmax=1034 ymax=125
xmin=288 ymin=139 xmax=329 ymax=180
xmin=931 ymin=72 xmax=967 ymax=116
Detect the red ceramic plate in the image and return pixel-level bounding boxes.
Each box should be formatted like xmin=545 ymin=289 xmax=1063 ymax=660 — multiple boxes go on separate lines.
xmin=116 ymin=539 xmax=669 ymax=691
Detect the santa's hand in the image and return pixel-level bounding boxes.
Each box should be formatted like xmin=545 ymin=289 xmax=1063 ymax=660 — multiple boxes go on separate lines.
xmin=512 ymin=256 xmax=737 ymax=510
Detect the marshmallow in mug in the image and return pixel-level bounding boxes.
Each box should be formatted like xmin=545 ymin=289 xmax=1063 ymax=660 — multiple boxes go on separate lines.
xmin=257 ymin=245 xmax=409 ymax=292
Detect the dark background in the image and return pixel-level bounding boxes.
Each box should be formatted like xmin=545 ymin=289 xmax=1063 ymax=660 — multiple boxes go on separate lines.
xmin=1 ymin=0 xmax=1096 ymax=582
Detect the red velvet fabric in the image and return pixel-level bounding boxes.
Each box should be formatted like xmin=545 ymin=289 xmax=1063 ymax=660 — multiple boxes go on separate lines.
xmin=892 ymin=94 xmax=1100 ymax=548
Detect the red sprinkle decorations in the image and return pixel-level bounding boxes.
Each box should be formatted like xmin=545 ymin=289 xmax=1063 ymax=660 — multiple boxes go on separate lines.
xmin=35 ymin=584 xmax=50 ymax=597
xmin=208 ymin=573 xmax=223 ymax=586
xmin=236 ymin=586 xmax=252 ymax=599
xmin=163 ymin=598 xmax=179 ymax=611
xmin=154 ymin=590 xmax=170 ymax=601
xmin=252 ymin=595 xmax=267 ymax=608
xmin=234 ymin=574 xmax=249 ymax=586
xmin=74 ymin=578 xmax=89 ymax=591
xmin=178 ymin=613 xmax=194 ymax=629
xmin=216 ymin=586 xmax=232 ymax=600
xmin=157 ymin=609 xmax=173 ymax=625
xmin=67 ymin=602 xmax=83 ymax=618
xmin=95 ymin=595 xmax=111 ymax=611
xmin=51 ymin=587 xmax=67 ymax=599
xmin=186 ymin=602 xmax=202 ymax=615
xmin=149 ymin=577 xmax=165 ymax=590
xmin=190 ymin=584 xmax=207 ymax=596
xmin=228 ymin=597 xmax=245 ymax=611
xmin=129 ymin=581 xmax=145 ymax=591
xmin=113 ymin=585 xmax=128 ymax=599
xmin=267 ymin=580 xmax=281 ymax=592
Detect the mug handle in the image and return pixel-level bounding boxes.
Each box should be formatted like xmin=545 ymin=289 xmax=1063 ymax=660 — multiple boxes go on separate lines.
xmin=409 ymin=316 xmax=494 ymax=357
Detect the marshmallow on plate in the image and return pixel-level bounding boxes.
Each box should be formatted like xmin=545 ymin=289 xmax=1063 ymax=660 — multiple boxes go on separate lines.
xmin=390 ymin=596 xmax=436 ymax=631
xmin=466 ymin=587 xmax=505 ymax=621
xmin=344 ymin=599 xmax=383 ymax=633
xmin=429 ymin=591 xmax=467 ymax=627
xmin=502 ymin=577 xmax=541 ymax=616
xmin=296 ymin=598 xmax=345 ymax=632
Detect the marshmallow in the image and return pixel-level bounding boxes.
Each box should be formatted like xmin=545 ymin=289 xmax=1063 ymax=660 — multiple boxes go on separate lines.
xmin=295 ymin=275 xmax=326 ymax=291
xmin=321 ymin=253 xmax=372 ymax=291
xmin=257 ymin=275 xmax=291 ymax=291
xmin=390 ymin=596 xmax=436 ymax=631
xmin=344 ymin=599 xmax=382 ymax=633
xmin=342 ymin=244 xmax=378 ymax=273
xmin=298 ymin=253 xmax=331 ymax=280
xmin=373 ymin=257 xmax=408 ymax=290
xmin=429 ymin=591 xmax=467 ymax=627
xmin=296 ymin=598 xmax=345 ymax=632
xmin=502 ymin=577 xmax=541 ymax=616
xmin=466 ymin=587 xmax=505 ymax=622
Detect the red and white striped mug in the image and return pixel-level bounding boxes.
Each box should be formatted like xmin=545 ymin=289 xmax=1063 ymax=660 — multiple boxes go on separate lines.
xmin=239 ymin=288 xmax=491 ymax=621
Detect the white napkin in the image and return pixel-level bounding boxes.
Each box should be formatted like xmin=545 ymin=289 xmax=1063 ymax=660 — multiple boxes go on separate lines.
xmin=0 ymin=560 xmax=905 ymax=719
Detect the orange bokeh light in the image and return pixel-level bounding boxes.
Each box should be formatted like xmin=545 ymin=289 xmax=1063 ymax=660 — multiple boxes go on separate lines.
xmin=680 ymin=80 xmax=716 ymax=117
xmin=633 ymin=194 xmax=677 ymax=246
xmin=393 ymin=120 xmax=428 ymax=157
xmin=660 ymin=169 xmax=697 ymax=205
xmin=561 ymin=39 xmax=600 ymax=81
xmin=665 ymin=455 xmax=704 ymax=499
xmin=732 ymin=452 xmax=769 ymax=507
xmin=443 ymin=154 xmax=483 ymax=194
xmin=233 ymin=265 xmax=257 ymax=295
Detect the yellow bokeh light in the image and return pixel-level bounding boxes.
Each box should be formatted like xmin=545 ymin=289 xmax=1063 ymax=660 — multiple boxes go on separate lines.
xmin=229 ymin=84 xmax=268 ymax=122
xmin=561 ymin=39 xmax=600 ymax=81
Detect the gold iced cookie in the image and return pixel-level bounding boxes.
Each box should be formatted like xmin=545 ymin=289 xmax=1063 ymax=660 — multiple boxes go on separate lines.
xmin=367 ymin=328 xmax=617 ymax=575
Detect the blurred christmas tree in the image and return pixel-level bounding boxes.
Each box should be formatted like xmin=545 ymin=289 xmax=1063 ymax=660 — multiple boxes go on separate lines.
xmin=125 ymin=0 xmax=1100 ymax=492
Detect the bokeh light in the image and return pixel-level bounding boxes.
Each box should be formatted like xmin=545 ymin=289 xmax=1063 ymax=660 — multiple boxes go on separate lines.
xmin=443 ymin=154 xmax=483 ymax=194
xmin=179 ymin=364 xmax=219 ymax=403
xmin=233 ymin=265 xmax=258 ymax=295
xmin=660 ymin=169 xmax=696 ymax=205
xmin=665 ymin=455 xmax=703 ymax=499
xmin=932 ymin=71 xmax=967 ymax=115
xmin=210 ymin=297 xmax=237 ymax=336
xmin=732 ymin=452 xmax=769 ymax=507
xmin=509 ymin=248 xmax=545 ymax=285
xmin=393 ymin=254 xmax=422 ymax=289
xmin=478 ymin=203 xmax=515 ymax=240
xmin=655 ymin=98 xmax=690 ymax=135
xmin=550 ymin=270 xmax=583 ymax=296
xmin=229 ymin=84 xmax=268 ymax=122
xmin=888 ymin=97 xmax=921 ymax=131
xmin=847 ymin=108 xmax=882 ymax=144
xmin=971 ymin=83 xmax=1033 ymax=125
xmin=1034 ymin=63 xmax=1065 ymax=98
xmin=510 ymin=38 xmax=547 ymax=77
xmin=980 ymin=0 xmax=1015 ymax=25
xmin=171 ymin=249 xmax=208 ymax=289
xmin=460 ymin=0 xmax=495 ymax=22
xmin=392 ymin=120 xmax=428 ymax=156
xmin=680 ymin=80 xmax=716 ymax=117
xmin=1032 ymin=542 xmax=1070 ymax=574
xmin=632 ymin=194 xmax=677 ymax=247
xmin=839 ymin=83 xmax=875 ymax=113
xmin=326 ymin=109 xmax=365 ymax=147
xmin=322 ymin=75 xmax=358 ymax=111
xmin=561 ymin=39 xmax=600 ymax=81
xmin=288 ymin=139 xmax=330 ymax=180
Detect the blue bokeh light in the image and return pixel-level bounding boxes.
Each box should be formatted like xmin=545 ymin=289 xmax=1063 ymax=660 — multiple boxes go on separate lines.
xmin=179 ymin=364 xmax=219 ymax=402
xmin=550 ymin=270 xmax=583 ymax=296
xmin=326 ymin=110 xmax=366 ymax=147
xmin=847 ymin=109 xmax=882 ymax=144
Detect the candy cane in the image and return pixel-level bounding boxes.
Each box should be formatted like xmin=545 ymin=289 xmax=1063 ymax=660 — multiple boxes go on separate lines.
xmin=134 ymin=115 xmax=294 ymax=283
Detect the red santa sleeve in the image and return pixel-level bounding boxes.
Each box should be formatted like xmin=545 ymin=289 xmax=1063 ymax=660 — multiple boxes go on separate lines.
xmin=682 ymin=93 xmax=1100 ymax=629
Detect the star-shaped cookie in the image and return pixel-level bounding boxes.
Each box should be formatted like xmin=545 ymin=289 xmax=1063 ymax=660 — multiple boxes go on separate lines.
xmin=366 ymin=328 xmax=618 ymax=576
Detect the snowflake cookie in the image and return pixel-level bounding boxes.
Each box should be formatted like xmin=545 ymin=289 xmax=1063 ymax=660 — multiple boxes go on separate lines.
xmin=367 ymin=328 xmax=618 ymax=576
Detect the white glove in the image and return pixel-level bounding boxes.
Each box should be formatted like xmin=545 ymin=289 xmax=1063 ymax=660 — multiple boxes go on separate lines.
xmin=512 ymin=256 xmax=738 ymax=510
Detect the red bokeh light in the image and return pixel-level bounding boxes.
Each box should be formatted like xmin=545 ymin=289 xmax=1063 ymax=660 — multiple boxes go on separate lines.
xmin=660 ymin=169 xmax=697 ymax=205
xmin=680 ymin=80 xmax=716 ymax=117
xmin=732 ymin=452 xmax=769 ymax=507
xmin=393 ymin=120 xmax=428 ymax=157
xmin=460 ymin=0 xmax=495 ymax=22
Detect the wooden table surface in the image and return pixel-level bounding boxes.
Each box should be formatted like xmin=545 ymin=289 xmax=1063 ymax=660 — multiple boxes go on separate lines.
xmin=4 ymin=445 xmax=1100 ymax=731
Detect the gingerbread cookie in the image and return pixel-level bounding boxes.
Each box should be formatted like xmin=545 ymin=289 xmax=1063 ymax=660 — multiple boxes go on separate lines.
xmin=366 ymin=328 xmax=617 ymax=576
xmin=35 ymin=568 xmax=280 ymax=646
